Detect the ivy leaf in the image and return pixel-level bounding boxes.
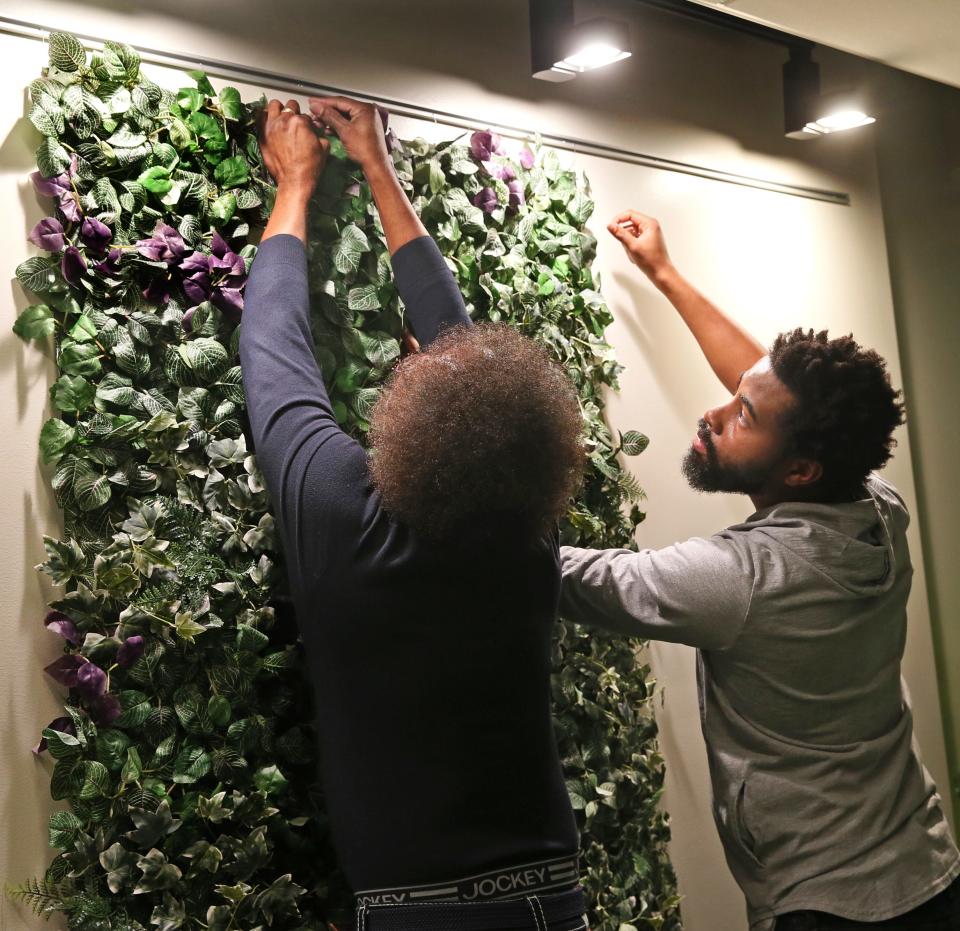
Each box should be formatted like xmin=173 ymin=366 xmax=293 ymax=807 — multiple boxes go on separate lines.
xmin=126 ymin=801 xmax=182 ymax=847
xmin=175 ymin=610 xmax=206 ymax=643
xmin=134 ymin=848 xmax=182 ymax=894
xmin=12 ymin=304 xmax=55 ymax=341
xmin=48 ymin=32 xmax=86 ymax=72
xmin=254 ymin=873 xmax=306 ymax=925
xmin=99 ymin=842 xmax=138 ymax=894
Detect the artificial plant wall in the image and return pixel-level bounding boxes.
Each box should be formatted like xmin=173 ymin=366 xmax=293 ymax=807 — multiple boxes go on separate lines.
xmin=9 ymin=32 xmax=681 ymax=931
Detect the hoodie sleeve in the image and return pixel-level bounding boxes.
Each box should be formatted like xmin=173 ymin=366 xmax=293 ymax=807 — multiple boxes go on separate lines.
xmin=559 ymin=534 xmax=758 ymax=650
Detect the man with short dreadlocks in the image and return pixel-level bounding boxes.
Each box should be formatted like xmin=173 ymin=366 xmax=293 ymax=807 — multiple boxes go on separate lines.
xmin=560 ymin=210 xmax=960 ymax=930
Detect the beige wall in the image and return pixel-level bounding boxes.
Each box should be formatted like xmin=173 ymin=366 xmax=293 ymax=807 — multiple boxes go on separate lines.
xmin=0 ymin=3 xmax=953 ymax=929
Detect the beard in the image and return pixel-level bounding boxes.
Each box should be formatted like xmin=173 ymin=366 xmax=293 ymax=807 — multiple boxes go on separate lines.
xmin=681 ymin=419 xmax=770 ymax=495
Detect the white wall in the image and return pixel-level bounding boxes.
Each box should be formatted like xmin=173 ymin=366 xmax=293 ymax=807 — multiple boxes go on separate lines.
xmin=1 ymin=2 xmax=953 ymax=929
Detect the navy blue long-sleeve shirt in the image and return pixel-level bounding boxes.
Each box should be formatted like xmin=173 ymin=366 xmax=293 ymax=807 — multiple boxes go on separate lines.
xmin=238 ymin=233 xmax=578 ymax=892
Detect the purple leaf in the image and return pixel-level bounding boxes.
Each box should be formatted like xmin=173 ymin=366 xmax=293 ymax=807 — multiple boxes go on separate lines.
xmin=45 ymin=610 xmax=80 ymax=645
xmin=31 ymin=171 xmax=71 ymax=198
xmin=210 ymin=231 xmax=230 ymax=259
xmin=519 ymin=146 xmax=536 ymax=170
xmin=142 ymin=276 xmax=171 ymax=306
xmin=44 ymin=654 xmax=85 ymax=688
xmin=28 ymin=217 xmax=65 ymax=253
xmin=68 ymin=154 xmax=79 ymax=178
xmin=94 ymin=248 xmax=122 ymax=276
xmin=116 ymin=635 xmax=145 ymax=668
xmin=384 ymin=127 xmax=399 ymax=155
xmin=507 ymin=178 xmax=526 ymax=211
xmin=483 ymin=161 xmax=516 ymax=182
xmin=470 ymin=130 xmax=506 ymax=162
xmin=32 ymin=716 xmax=76 ymax=755
xmin=57 ymin=192 xmax=82 ymax=224
xmin=183 ymin=273 xmax=211 ymax=306
xmin=180 ymin=252 xmax=211 ymax=275
xmin=136 ymin=223 xmax=186 ymax=264
xmin=61 ymin=246 xmax=87 ymax=285
xmin=79 ymin=217 xmax=112 ymax=253
xmin=471 ymin=187 xmax=499 ymax=214
xmin=75 ymin=662 xmax=106 ymax=700
xmin=212 ymin=287 xmax=244 ymax=317
xmin=345 ymin=182 xmax=361 ymax=197
xmin=376 ymin=105 xmax=390 ymax=131
xmin=89 ymin=692 xmax=121 ymax=726
xmin=181 ymin=307 xmax=196 ymax=333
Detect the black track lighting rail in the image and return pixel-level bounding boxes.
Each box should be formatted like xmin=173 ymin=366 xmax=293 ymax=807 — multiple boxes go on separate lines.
xmin=0 ymin=14 xmax=848 ymax=205
xmin=630 ymin=0 xmax=815 ymax=52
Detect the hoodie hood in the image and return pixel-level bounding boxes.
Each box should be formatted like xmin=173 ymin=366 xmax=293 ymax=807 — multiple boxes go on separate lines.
xmin=734 ymin=474 xmax=906 ymax=596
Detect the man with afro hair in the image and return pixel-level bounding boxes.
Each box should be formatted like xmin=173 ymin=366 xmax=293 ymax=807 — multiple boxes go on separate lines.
xmin=560 ymin=210 xmax=960 ymax=929
xmin=240 ymin=97 xmax=590 ymax=931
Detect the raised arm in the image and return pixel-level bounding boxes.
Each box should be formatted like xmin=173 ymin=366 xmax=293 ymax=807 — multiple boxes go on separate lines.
xmin=609 ymin=210 xmax=765 ymax=394
xmin=240 ymin=99 xmax=369 ymax=575
xmin=309 ymin=96 xmax=471 ymax=348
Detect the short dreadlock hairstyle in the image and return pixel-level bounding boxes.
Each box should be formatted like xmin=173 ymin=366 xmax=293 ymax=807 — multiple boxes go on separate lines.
xmin=369 ymin=323 xmax=585 ymax=547
xmin=769 ymin=328 xmax=906 ymax=502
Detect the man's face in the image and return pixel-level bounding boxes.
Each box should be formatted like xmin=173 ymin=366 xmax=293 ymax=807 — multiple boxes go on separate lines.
xmin=682 ymin=356 xmax=797 ymax=497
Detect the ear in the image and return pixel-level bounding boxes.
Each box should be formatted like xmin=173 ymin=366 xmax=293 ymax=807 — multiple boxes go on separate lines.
xmin=783 ymin=458 xmax=823 ymax=488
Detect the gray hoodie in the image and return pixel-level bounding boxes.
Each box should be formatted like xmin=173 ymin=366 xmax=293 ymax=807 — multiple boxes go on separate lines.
xmin=559 ymin=474 xmax=959 ymax=928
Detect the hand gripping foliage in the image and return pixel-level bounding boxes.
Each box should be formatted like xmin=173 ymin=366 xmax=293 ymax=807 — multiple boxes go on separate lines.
xmin=9 ymin=32 xmax=680 ymax=931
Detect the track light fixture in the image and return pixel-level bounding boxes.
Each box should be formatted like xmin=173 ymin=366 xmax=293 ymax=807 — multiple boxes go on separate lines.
xmin=783 ymin=47 xmax=876 ymax=139
xmin=531 ymin=0 xmax=633 ymax=82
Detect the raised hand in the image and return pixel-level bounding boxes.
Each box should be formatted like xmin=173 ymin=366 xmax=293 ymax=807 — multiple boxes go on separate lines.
xmin=258 ymin=98 xmax=329 ymax=197
xmin=607 ymin=210 xmax=673 ymax=282
xmin=308 ymin=96 xmax=390 ymax=172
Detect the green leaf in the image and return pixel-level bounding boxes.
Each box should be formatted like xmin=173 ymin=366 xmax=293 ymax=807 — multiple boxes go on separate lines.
xmin=39 ymin=418 xmax=76 ymax=464
xmin=620 ymin=430 xmax=650 ymax=456
xmin=59 ymin=340 xmax=102 ymax=377
xmin=48 ymin=32 xmax=86 ymax=72
xmin=37 ymin=137 xmax=70 ymax=178
xmin=120 ymin=746 xmax=143 ymax=784
xmin=15 ymin=257 xmax=58 ymax=294
xmin=181 ymin=337 xmax=229 ymax=380
xmin=218 ymin=86 xmax=242 ymax=121
xmin=74 ymin=468 xmax=111 ymax=511
xmin=253 ymin=763 xmax=288 ymax=796
xmin=332 ymin=224 xmax=370 ymax=274
xmin=68 ymin=314 xmax=98 ymax=342
xmin=77 ymin=759 xmax=110 ymax=798
xmin=213 ymin=154 xmax=249 ymax=189
xmin=116 ymin=690 xmax=152 ymax=728
xmin=347 ymin=284 xmax=380 ymax=312
xmin=358 ymin=330 xmax=400 ymax=369
xmin=12 ymin=304 xmax=55 ymax=341
xmin=43 ymin=727 xmax=82 ymax=761
xmin=51 ymin=374 xmax=95 ymax=412
xmin=210 ymin=191 xmax=237 ymax=223
xmin=177 ymin=87 xmax=204 ymax=112
xmin=138 ymin=165 xmax=173 ymax=194
xmin=48 ymin=810 xmax=83 ymax=849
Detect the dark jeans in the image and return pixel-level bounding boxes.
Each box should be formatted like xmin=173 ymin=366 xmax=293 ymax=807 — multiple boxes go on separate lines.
xmin=774 ymin=876 xmax=960 ymax=930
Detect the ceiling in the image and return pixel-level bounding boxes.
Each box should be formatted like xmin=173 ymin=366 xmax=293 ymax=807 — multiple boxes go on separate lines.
xmin=682 ymin=0 xmax=960 ymax=89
